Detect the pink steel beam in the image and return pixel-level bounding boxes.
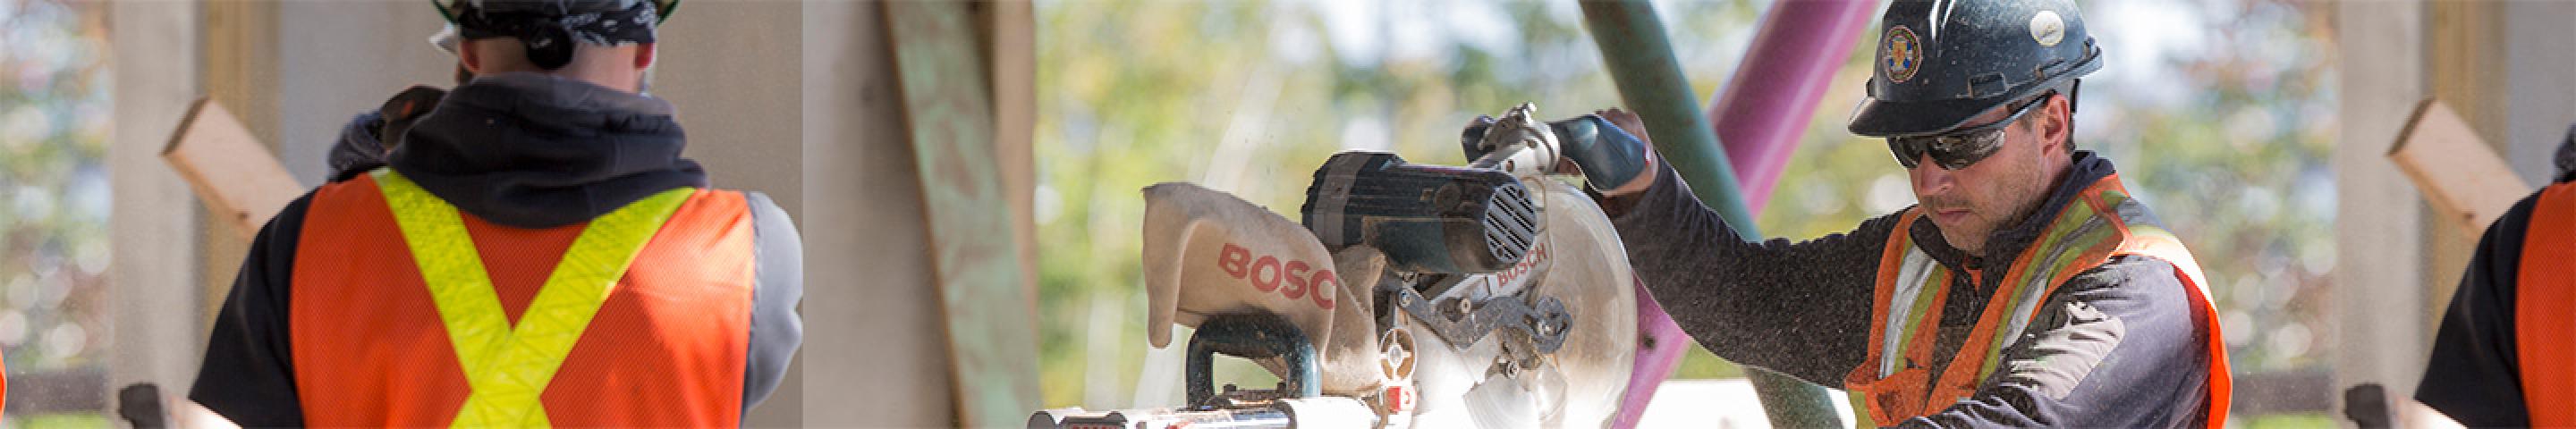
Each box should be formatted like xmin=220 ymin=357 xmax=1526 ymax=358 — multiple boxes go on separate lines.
xmin=1614 ymin=1 xmax=1878 ymax=427
xmin=1716 ymin=0 xmax=1879 ymax=214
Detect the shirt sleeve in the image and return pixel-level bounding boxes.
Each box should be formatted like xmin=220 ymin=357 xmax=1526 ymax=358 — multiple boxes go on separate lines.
xmin=2412 ymin=190 xmax=2539 ymax=427
xmin=1604 ymin=164 xmax=1892 ymax=385
xmin=1900 ymin=257 xmax=2218 ymax=428
xmin=190 ymin=192 xmax=317 ymax=427
xmin=741 ymin=191 xmax=805 ymax=418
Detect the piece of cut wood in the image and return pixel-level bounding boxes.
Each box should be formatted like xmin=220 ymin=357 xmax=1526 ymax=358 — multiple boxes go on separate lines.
xmin=884 ymin=2 xmax=1041 ymax=425
xmin=164 ymin=97 xmax=302 ymax=240
xmin=2388 ymin=98 xmax=2533 ymax=236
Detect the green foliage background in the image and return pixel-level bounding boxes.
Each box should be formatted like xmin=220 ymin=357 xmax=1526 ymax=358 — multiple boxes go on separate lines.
xmin=0 ymin=0 xmax=114 ymax=423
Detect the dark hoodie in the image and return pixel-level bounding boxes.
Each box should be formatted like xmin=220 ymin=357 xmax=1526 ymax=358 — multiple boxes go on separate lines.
xmin=1606 ymin=151 xmax=2218 ymax=427
xmin=2412 ymin=123 xmax=2576 ymax=426
xmin=191 ymin=73 xmax=804 ymax=427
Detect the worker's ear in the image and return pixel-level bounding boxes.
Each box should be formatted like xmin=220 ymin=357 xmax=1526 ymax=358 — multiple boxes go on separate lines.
xmin=458 ymin=39 xmax=486 ymax=74
xmin=2035 ymin=93 xmax=2071 ymax=156
xmin=632 ymin=43 xmax=657 ymax=71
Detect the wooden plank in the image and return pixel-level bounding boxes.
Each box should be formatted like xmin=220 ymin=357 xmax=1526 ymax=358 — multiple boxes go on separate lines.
xmin=199 ymin=0 xmax=284 ymax=333
xmin=882 ymin=2 xmax=1043 ymax=426
xmin=2388 ymin=99 xmax=2533 ymax=237
xmin=982 ymin=0 xmax=1041 ymax=307
xmin=162 ymin=98 xmax=302 ymax=240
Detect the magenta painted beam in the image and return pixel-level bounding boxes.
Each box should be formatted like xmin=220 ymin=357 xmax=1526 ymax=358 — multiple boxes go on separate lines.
xmin=1613 ymin=1 xmax=1878 ymax=427
xmin=1614 ymin=281 xmax=1694 ymax=428
xmin=1712 ymin=0 xmax=1879 ymax=214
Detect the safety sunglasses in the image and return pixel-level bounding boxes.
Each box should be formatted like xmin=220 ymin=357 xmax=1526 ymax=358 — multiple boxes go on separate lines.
xmin=1887 ymin=93 xmax=2049 ymax=170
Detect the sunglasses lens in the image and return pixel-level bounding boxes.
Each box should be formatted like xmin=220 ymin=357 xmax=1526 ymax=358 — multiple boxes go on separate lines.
xmin=1890 ymin=129 xmax=2005 ymax=170
xmin=1888 ymin=139 xmax=1921 ymax=168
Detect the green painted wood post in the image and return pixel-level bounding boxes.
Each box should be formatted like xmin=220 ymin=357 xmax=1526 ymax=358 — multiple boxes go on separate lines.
xmin=1578 ymin=1 xmax=1848 ymax=427
xmin=882 ymin=2 xmax=1043 ymax=426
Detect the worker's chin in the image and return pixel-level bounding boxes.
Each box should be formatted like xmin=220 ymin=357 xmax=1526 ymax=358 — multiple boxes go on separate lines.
xmin=1936 ymin=224 xmax=1989 ymax=255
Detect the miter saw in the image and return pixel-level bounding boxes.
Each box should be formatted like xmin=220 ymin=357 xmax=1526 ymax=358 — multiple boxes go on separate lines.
xmin=1030 ymin=104 xmax=1649 ymax=428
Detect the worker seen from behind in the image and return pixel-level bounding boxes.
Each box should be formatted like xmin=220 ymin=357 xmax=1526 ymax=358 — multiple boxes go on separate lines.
xmin=1524 ymin=0 xmax=2232 ymax=425
xmin=188 ymin=0 xmax=804 ymax=426
xmin=2413 ymin=124 xmax=2576 ymax=426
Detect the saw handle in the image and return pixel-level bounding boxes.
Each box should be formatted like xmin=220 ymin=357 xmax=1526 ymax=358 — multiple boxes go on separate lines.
xmin=1462 ymin=108 xmax=1652 ymax=189
xmin=1185 ymin=312 xmax=1322 ymax=408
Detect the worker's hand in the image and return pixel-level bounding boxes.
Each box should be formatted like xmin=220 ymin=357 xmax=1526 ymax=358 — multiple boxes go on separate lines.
xmin=1459 ymin=107 xmax=1659 ymax=197
xmin=1553 ymin=109 xmax=1659 ymax=197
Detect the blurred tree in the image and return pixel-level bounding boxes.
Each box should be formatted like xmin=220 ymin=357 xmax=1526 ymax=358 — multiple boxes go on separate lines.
xmin=0 ymin=0 xmax=115 ymax=423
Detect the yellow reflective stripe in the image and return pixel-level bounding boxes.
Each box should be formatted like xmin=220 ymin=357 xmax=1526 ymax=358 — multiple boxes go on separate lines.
xmin=1970 ymin=200 xmax=2096 ymax=380
xmin=374 ymin=169 xmax=693 ymax=428
xmin=1891 ymin=268 xmax=1947 ymax=365
xmin=1878 ymin=224 xmax=1937 ymax=376
xmin=1971 ymin=192 xmax=2130 ymax=380
xmin=1846 ymin=389 xmax=1873 ymax=429
xmin=377 ymin=170 xmax=514 ymax=418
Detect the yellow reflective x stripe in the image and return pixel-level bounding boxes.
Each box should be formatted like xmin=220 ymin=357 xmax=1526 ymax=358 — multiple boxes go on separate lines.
xmin=374 ymin=169 xmax=692 ymax=428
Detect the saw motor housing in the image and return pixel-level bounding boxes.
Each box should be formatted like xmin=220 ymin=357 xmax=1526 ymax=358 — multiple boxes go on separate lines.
xmin=1300 ymin=151 xmax=1540 ymax=275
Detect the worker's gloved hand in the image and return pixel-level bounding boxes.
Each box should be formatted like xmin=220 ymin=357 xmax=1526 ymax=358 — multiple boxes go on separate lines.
xmin=1546 ymin=110 xmax=1657 ymax=195
xmin=1461 ymin=108 xmax=1659 ymax=195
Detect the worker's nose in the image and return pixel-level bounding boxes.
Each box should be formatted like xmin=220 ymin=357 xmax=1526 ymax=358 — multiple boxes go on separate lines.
xmin=1910 ymin=156 xmax=1954 ymax=194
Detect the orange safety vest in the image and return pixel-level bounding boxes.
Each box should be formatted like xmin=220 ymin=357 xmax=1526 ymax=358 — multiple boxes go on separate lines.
xmin=288 ymin=171 xmax=757 ymax=427
xmin=2518 ymin=183 xmax=2576 ymax=425
xmin=1841 ymin=173 xmax=2231 ymax=427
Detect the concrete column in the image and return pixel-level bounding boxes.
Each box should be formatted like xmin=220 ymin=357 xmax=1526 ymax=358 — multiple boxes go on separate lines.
xmin=106 ymin=0 xmax=209 ymax=398
xmin=2502 ymin=0 xmax=2576 ymax=184
xmin=2330 ymin=0 xmax=2430 ymax=397
xmin=273 ymin=1 xmax=455 ymax=184
xmin=799 ymin=1 xmax=958 ymax=426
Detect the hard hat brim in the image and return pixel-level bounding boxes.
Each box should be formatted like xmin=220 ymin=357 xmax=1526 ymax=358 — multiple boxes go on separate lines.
xmin=1846 ymin=95 xmax=2010 ymax=139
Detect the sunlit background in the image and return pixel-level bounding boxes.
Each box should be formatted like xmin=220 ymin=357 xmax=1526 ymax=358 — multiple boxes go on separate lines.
xmin=0 ymin=0 xmax=2336 ymax=425
xmin=1033 ymin=0 xmax=2334 ymax=425
xmin=0 ymin=0 xmax=113 ymax=425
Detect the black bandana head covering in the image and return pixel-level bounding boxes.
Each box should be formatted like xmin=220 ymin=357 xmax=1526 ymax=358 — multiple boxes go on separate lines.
xmin=2555 ymin=122 xmax=2576 ymax=184
xmin=440 ymin=0 xmax=669 ymax=70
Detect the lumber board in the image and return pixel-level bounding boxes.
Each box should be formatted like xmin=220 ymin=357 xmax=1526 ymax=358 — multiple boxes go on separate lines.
xmin=163 ymin=97 xmax=301 ymax=240
xmin=2388 ymin=98 xmax=2532 ymax=236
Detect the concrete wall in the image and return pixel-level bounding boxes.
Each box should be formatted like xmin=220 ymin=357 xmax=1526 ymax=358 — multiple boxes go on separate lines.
xmin=106 ymin=0 xmax=208 ymax=401
xmin=2331 ymin=0 xmax=2429 ymax=399
xmin=798 ymin=3 xmax=959 ymax=425
xmin=2501 ymin=1 xmax=2576 ymax=184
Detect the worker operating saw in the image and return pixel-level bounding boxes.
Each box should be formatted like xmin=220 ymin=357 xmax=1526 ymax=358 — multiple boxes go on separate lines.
xmin=1032 ymin=103 xmax=1652 ymax=428
xmin=1033 ymin=1 xmax=2229 ymax=428
xmin=1574 ymin=0 xmax=2232 ymax=426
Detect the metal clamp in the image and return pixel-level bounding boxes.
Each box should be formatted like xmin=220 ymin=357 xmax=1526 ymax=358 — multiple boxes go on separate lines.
xmin=1186 ymin=312 xmax=1323 ymax=408
xmin=1379 ymin=280 xmax=1572 ymax=355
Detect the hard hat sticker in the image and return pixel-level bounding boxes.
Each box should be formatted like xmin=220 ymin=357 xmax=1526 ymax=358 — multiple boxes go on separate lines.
xmin=2030 ymin=11 xmax=2066 ymax=47
xmin=1884 ymin=25 xmax=1923 ymax=83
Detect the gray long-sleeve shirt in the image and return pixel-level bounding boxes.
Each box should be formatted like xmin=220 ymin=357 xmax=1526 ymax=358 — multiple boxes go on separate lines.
xmin=1602 ymin=151 xmax=2219 ymax=427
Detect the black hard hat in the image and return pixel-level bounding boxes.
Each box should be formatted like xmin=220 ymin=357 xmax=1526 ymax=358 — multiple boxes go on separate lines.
xmin=1847 ymin=0 xmax=2102 ymax=138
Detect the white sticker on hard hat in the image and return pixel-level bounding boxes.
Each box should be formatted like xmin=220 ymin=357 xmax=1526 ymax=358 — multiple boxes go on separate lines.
xmin=2030 ymin=11 xmax=2066 ymax=47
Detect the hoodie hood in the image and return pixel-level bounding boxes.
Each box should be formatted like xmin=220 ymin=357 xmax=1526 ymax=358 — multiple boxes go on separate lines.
xmin=389 ymin=72 xmax=707 ymax=229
